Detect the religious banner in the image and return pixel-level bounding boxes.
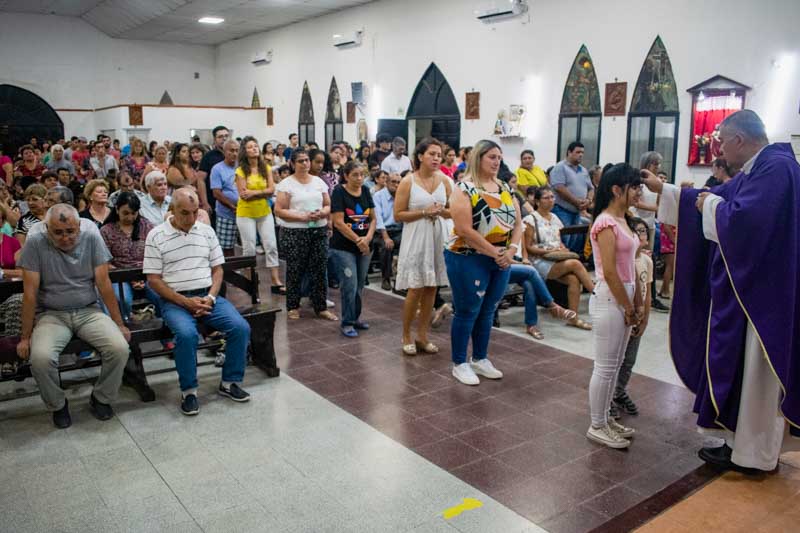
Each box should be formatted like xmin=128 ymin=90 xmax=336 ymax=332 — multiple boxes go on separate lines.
xmin=128 ymin=105 xmax=143 ymax=126
xmin=465 ymin=92 xmax=480 ymax=120
xmin=604 ymin=82 xmax=627 ymax=116
xmin=266 ymin=107 xmax=274 ymax=126
xmin=346 ymin=102 xmax=356 ymax=124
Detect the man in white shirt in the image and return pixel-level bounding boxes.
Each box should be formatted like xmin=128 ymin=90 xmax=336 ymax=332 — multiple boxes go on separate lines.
xmin=89 ymin=144 xmax=119 ymax=179
xmin=635 ymin=151 xmax=669 ymax=313
xmin=380 ymin=137 xmax=413 ymax=175
xmin=144 ymin=188 xmax=251 ymax=416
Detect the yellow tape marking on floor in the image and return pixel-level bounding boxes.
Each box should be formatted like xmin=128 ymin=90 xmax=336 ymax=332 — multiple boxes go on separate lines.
xmin=442 ymin=497 xmax=483 ymax=519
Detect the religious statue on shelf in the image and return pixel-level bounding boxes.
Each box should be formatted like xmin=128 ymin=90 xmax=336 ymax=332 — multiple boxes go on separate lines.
xmin=710 ymin=124 xmax=722 ymax=160
xmin=493 ymin=110 xmax=508 ymax=135
xmin=507 ymin=105 xmax=525 ymax=136
xmin=695 ymin=133 xmax=711 ymax=164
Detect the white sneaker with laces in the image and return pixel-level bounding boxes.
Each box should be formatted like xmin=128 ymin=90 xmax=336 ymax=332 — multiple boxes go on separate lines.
xmin=470 ymin=358 xmax=503 ymax=379
xmin=586 ymin=424 xmax=631 ymax=449
xmin=256 ymin=245 xmax=265 ymax=255
xmin=452 ymin=363 xmax=480 ymax=386
xmin=608 ymin=418 xmax=635 ymax=438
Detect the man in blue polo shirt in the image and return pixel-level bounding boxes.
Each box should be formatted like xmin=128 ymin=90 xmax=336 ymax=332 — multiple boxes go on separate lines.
xmin=210 ymin=139 xmax=240 ymax=256
xmin=550 ymin=141 xmax=593 ymax=253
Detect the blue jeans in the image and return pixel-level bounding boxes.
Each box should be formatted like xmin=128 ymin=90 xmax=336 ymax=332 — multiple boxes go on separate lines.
xmin=445 ymin=250 xmax=511 ymax=365
xmin=330 ymin=248 xmax=371 ymax=327
xmin=161 ymin=291 xmax=250 ymax=392
xmin=508 ymin=264 xmax=554 ymax=326
xmin=552 ymin=204 xmax=585 ymax=254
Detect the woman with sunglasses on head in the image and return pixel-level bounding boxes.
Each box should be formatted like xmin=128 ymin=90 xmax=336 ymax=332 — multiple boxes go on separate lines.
xmin=585 ymin=163 xmax=644 ymax=449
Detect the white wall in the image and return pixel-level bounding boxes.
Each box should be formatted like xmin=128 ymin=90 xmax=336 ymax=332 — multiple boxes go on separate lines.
xmin=215 ymin=0 xmax=800 ymax=180
xmin=0 ymin=12 xmax=217 ymax=109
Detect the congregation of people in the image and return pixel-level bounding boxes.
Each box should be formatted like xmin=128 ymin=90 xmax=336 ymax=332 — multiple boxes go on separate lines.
xmin=1 ymin=109 xmax=798 ymax=479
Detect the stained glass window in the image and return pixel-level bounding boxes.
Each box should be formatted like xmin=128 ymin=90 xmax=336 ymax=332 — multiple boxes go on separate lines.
xmin=558 ymin=46 xmax=602 ymax=168
xmin=626 ymin=37 xmax=680 ymax=179
xmin=298 ymin=81 xmax=315 ymax=146
xmin=325 ymin=77 xmax=343 ymax=151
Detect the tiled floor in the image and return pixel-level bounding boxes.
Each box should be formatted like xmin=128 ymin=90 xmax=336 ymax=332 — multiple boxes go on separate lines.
xmin=280 ymin=287 xmax=709 ymax=532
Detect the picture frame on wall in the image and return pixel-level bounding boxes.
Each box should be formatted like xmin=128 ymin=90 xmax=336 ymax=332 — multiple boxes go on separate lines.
xmin=465 ymin=92 xmax=480 ymax=120
xmin=346 ymin=102 xmax=356 ymax=124
xmin=128 ymin=104 xmax=143 ymax=126
xmin=266 ymin=107 xmax=274 ymax=126
xmin=604 ymin=82 xmax=627 ymax=116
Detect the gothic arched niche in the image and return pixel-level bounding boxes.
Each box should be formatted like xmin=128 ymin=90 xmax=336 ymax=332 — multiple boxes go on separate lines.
xmin=325 ymin=77 xmax=343 ymax=151
xmin=406 ymin=63 xmax=460 ymax=150
xmin=627 ymin=36 xmax=680 ymax=180
xmin=557 ymin=45 xmax=602 ymax=167
xmin=298 ymin=81 xmax=315 ymax=146
xmin=0 ymin=84 xmax=64 ymax=155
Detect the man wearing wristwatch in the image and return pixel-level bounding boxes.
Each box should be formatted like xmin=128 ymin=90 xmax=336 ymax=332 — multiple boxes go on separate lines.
xmin=144 ymin=188 xmax=251 ymax=415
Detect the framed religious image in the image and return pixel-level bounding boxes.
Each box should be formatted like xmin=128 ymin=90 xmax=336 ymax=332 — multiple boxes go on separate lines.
xmin=604 ymin=82 xmax=627 ymax=116
xmin=266 ymin=107 xmax=274 ymax=126
xmin=357 ymin=119 xmax=368 ymax=143
xmin=128 ymin=104 xmax=143 ymax=126
xmin=685 ymin=75 xmax=750 ymax=166
xmin=346 ymin=102 xmax=356 ymax=124
xmin=465 ymin=92 xmax=480 ymax=120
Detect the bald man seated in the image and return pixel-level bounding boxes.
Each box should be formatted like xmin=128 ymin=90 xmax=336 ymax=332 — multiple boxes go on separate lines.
xmin=17 ymin=203 xmax=131 ymax=429
xmin=143 ymin=188 xmax=251 ymax=416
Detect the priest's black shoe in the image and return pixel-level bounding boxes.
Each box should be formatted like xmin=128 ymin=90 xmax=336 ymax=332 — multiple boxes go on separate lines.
xmin=52 ymin=398 xmax=72 ymax=429
xmin=89 ymin=394 xmax=114 ymax=421
xmin=698 ymin=444 xmax=766 ymax=476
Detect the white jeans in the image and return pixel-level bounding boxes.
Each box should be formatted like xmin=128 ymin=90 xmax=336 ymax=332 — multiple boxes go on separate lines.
xmin=588 ymin=281 xmax=635 ymax=427
xmin=236 ymin=213 xmax=279 ymax=268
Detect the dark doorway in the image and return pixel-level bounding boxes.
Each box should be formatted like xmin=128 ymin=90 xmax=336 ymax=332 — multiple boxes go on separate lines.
xmin=377 ymin=119 xmax=408 ymax=147
xmin=406 ymin=63 xmax=460 ymax=150
xmin=0 ymin=85 xmax=64 ymax=156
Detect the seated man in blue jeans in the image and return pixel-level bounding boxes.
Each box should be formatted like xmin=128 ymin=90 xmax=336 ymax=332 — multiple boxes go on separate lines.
xmin=143 ymin=188 xmax=251 ymax=415
xmin=550 ymin=141 xmax=593 ymax=253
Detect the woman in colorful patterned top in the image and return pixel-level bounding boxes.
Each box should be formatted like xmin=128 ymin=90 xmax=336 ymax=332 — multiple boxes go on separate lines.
xmin=445 ymin=140 xmax=522 ymax=386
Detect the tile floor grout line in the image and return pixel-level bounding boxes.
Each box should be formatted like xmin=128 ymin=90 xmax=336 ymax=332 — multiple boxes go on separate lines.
xmin=115 ymin=411 xmax=208 ymax=533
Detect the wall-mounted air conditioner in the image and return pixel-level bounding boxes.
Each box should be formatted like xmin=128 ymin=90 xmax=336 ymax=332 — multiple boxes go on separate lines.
xmin=475 ymin=0 xmax=528 ymax=23
xmin=333 ymin=30 xmax=363 ymax=48
xmin=251 ymin=50 xmax=273 ymax=65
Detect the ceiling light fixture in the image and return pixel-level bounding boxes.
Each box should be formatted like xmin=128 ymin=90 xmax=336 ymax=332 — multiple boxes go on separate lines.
xmin=199 ymin=17 xmax=224 ymax=24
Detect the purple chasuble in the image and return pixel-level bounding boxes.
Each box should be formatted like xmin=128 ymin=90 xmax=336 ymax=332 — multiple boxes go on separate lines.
xmin=670 ymin=143 xmax=800 ymax=437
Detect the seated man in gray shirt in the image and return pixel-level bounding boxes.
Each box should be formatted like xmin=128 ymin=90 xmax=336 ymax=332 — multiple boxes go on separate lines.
xmin=550 ymin=141 xmax=593 ymax=253
xmin=17 ymin=204 xmax=131 ymax=429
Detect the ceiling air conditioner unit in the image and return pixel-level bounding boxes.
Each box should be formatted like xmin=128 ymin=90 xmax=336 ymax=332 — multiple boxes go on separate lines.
xmin=475 ymin=0 xmax=528 ymax=23
xmin=250 ymin=50 xmax=273 ymax=66
xmin=333 ymin=30 xmax=363 ymax=48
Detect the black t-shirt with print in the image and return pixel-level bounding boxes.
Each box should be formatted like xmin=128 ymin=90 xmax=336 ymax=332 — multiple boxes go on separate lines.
xmin=330 ymin=184 xmax=374 ymax=255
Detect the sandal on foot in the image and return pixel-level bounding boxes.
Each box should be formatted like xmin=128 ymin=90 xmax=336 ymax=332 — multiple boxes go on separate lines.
xmin=567 ymin=319 xmax=592 ymax=331
xmin=549 ymin=304 xmax=577 ymax=322
xmin=287 ymin=309 xmax=300 ymax=320
xmin=402 ymin=343 xmax=417 ymax=356
xmin=271 ymin=285 xmax=287 ymax=295
xmin=317 ymin=310 xmax=338 ymax=321
xmin=415 ymin=340 xmax=439 ymax=354
xmin=658 ymin=293 xmax=671 ymax=300
xmin=526 ymin=326 xmax=544 ymax=340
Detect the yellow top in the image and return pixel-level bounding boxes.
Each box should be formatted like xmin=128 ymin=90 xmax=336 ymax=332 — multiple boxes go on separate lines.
xmin=235 ymin=166 xmax=271 ymax=218
xmin=515 ymin=165 xmax=548 ymax=190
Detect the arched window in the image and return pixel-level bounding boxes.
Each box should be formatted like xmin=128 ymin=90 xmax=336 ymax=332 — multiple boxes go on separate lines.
xmin=0 ymin=84 xmax=64 ymax=155
xmin=325 ymin=77 xmax=343 ymax=151
xmin=298 ymin=81 xmax=315 ymax=146
xmin=406 ymin=63 xmax=460 ymax=150
xmin=558 ymin=45 xmax=602 ymax=167
xmin=626 ymin=36 xmax=680 ymax=179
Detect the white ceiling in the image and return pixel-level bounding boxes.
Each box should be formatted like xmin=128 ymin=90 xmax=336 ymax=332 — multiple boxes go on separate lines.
xmin=0 ymin=0 xmax=375 ymax=45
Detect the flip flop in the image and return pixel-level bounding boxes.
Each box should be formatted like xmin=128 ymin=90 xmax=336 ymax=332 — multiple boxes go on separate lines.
xmin=526 ymin=326 xmax=545 ymax=340
xmin=567 ymin=319 xmax=593 ymax=331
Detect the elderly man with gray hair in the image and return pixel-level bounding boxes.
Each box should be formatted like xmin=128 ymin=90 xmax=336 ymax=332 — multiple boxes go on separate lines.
xmin=380 ymin=136 xmax=413 ymax=175
xmin=45 ymin=144 xmax=75 ymax=175
xmin=634 ymin=150 xmax=669 ymax=313
xmin=16 ymin=203 xmax=131 ymax=429
xmin=139 ymin=170 xmax=171 ymax=225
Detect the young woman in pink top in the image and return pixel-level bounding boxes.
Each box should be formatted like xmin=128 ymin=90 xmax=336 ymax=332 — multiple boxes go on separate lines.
xmin=587 ymin=163 xmax=645 ymax=449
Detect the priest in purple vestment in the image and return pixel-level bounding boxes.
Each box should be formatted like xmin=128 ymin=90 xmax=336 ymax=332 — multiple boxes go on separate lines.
xmin=642 ymin=110 xmax=800 ymax=475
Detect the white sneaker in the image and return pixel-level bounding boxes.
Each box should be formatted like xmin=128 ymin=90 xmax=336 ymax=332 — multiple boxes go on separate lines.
xmin=586 ymin=424 xmax=631 ymax=449
xmin=609 ymin=418 xmax=635 ymax=438
xmin=452 ymin=363 xmax=480 ymax=386
xmin=470 ymin=358 xmax=503 ymax=379
xmin=326 ymin=299 xmax=335 ymax=308
xmin=256 ymin=245 xmax=265 ymax=255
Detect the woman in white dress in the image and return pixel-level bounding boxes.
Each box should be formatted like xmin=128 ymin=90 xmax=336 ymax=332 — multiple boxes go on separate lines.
xmin=394 ymin=138 xmax=452 ymax=355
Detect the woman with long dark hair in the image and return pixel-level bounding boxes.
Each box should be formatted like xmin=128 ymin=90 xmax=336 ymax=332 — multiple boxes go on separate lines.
xmin=586 ymin=163 xmax=643 ymax=449
xmin=167 ymin=143 xmax=209 ymax=210
xmin=100 ymin=191 xmax=159 ymax=320
xmin=394 ymin=138 xmax=452 ymax=355
xmin=446 ymin=139 xmax=520 ymax=385
xmin=236 ymin=136 xmax=284 ymax=292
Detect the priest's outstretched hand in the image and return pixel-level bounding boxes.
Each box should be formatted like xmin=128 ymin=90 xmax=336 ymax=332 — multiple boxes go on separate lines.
xmin=640 ymin=169 xmax=663 ymax=194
